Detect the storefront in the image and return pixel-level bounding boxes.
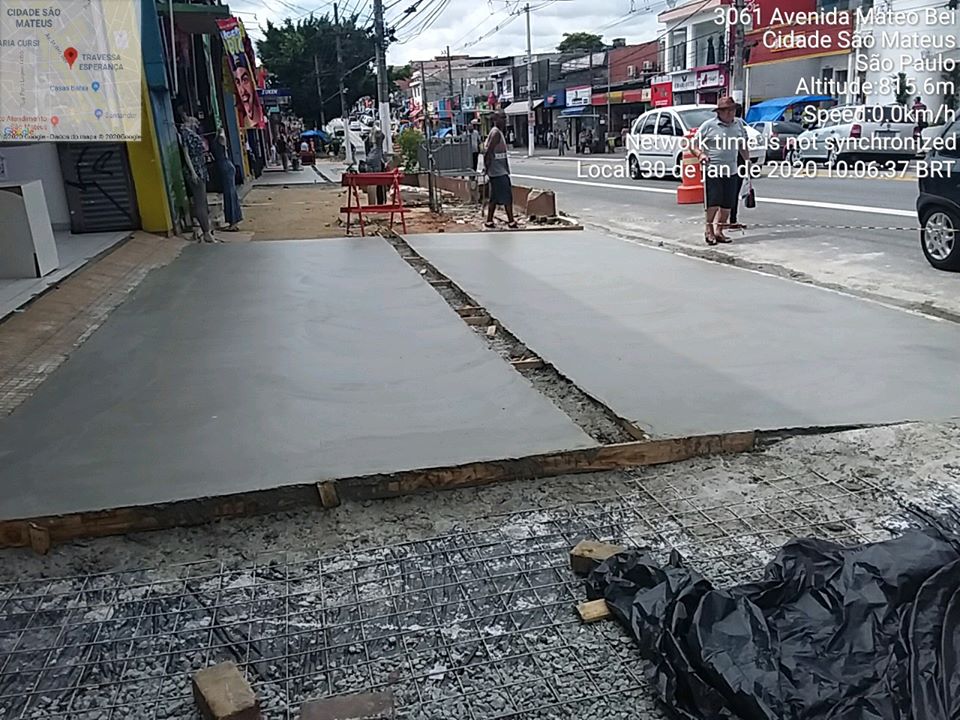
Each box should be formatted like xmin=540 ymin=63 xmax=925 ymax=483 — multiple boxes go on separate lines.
xmin=696 ymin=67 xmax=727 ymax=105
xmin=590 ymin=88 xmax=650 ymax=140
xmin=671 ymin=71 xmax=697 ymax=106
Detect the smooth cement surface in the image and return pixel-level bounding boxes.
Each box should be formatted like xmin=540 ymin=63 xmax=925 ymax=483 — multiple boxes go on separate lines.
xmin=406 ymin=231 xmax=960 ymax=437
xmin=0 ymin=239 xmax=594 ymax=520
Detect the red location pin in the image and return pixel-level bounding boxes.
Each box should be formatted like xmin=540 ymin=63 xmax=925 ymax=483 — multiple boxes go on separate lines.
xmin=64 ymin=47 xmax=78 ymax=69
xmin=51 ymin=116 xmax=59 ymax=126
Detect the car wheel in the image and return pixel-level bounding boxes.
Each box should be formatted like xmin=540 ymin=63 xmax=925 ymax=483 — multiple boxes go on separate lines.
xmin=628 ymin=155 xmax=641 ymax=180
xmin=921 ymin=206 xmax=960 ymax=271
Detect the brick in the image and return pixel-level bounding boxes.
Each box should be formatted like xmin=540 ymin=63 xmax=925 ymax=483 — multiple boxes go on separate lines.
xmin=300 ymin=691 xmax=395 ymax=719
xmin=192 ymin=661 xmax=260 ymax=720
xmin=577 ymin=598 xmax=612 ymax=623
xmin=524 ymin=188 xmax=556 ymax=218
xmin=569 ymin=539 xmax=625 ymax=575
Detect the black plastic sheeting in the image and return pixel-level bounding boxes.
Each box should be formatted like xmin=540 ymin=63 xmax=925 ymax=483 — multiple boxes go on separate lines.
xmin=585 ymin=520 xmax=960 ymax=720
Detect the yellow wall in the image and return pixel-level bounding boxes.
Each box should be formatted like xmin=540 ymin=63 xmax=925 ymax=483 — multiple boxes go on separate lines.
xmin=126 ymin=75 xmax=174 ymax=234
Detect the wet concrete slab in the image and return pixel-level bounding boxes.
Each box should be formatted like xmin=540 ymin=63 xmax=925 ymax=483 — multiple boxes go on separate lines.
xmin=0 ymin=238 xmax=594 ymax=520
xmin=405 ymin=231 xmax=960 ymax=437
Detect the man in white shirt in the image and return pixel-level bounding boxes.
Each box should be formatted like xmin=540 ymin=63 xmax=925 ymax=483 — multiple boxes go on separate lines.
xmin=692 ymin=96 xmax=749 ymax=245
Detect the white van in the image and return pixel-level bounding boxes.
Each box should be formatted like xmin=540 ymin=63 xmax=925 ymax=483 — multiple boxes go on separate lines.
xmin=625 ymin=104 xmax=764 ymax=179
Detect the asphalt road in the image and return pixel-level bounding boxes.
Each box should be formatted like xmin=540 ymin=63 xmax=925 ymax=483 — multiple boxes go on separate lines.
xmin=511 ymin=154 xmax=920 ymax=250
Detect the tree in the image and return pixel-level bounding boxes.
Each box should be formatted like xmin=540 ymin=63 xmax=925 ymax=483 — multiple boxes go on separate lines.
xmin=256 ymin=14 xmax=377 ymax=127
xmin=893 ymin=72 xmax=911 ymax=106
xmin=388 ymin=64 xmax=412 ymax=94
xmin=556 ymin=32 xmax=604 ymax=53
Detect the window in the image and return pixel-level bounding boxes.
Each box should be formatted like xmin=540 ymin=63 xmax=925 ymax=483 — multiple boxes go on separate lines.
xmin=657 ymin=113 xmax=675 ymax=136
xmin=939 ymin=119 xmax=960 ymax=158
xmin=670 ymin=29 xmax=687 ymax=71
xmin=639 ymin=113 xmax=657 ymax=134
xmin=627 ymin=65 xmax=636 ymax=78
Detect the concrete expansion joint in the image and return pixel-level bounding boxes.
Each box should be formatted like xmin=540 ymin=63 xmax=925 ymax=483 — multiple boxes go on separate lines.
xmin=383 ymin=231 xmax=647 ymax=445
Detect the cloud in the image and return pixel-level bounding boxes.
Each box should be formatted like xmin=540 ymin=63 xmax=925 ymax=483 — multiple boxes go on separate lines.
xmin=229 ymin=0 xmax=665 ymax=65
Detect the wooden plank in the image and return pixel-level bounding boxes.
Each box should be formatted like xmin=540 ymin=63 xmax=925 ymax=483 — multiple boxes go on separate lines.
xmin=509 ymin=357 xmax=544 ymax=370
xmin=577 ymin=599 xmax=612 ymax=623
xmin=428 ymin=279 xmax=452 ymax=287
xmin=192 ymin=662 xmax=260 ymax=720
xmin=0 ymin=431 xmax=755 ymax=549
xmin=28 ymin=523 xmax=51 ymax=555
xmin=462 ymin=315 xmax=492 ymax=326
xmin=300 ymin=691 xmax=394 ymax=719
xmin=455 ymin=306 xmax=482 ymax=317
xmin=338 ymin=431 xmax=756 ymax=500
xmin=570 ymin=539 xmax=625 ymax=575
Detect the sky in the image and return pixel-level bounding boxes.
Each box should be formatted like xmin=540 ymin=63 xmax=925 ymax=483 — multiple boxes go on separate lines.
xmin=228 ymin=0 xmax=667 ymax=66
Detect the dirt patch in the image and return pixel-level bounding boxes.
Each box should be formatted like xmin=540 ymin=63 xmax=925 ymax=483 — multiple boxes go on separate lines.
xmin=241 ymin=186 xmax=346 ymax=240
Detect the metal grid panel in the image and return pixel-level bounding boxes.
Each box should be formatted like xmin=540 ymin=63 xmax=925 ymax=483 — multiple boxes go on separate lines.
xmin=0 ymin=466 xmax=897 ymax=719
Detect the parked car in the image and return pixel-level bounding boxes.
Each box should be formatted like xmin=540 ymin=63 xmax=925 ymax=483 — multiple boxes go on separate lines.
xmin=917 ymin=118 xmax=960 ymax=271
xmin=749 ymin=120 xmax=804 ymax=162
xmin=625 ymin=104 xmax=764 ymax=179
xmin=793 ymin=104 xmax=917 ymax=167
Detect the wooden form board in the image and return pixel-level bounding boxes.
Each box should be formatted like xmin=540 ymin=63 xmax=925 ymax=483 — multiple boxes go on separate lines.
xmin=0 ymin=431 xmax=755 ymax=550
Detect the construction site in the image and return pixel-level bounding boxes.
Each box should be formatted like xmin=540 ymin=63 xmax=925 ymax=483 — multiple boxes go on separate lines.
xmin=2 ymin=167 xmax=960 ymax=720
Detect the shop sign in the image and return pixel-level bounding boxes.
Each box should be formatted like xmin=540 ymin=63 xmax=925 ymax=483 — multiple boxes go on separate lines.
xmin=463 ymin=94 xmax=475 ymax=110
xmin=697 ymin=68 xmax=725 ymax=89
xmin=216 ymin=17 xmax=265 ymax=129
xmin=565 ymin=85 xmax=591 ymax=106
xmin=651 ymin=81 xmax=673 ymax=107
xmin=641 ymin=88 xmax=651 ymax=102
xmin=672 ymin=72 xmax=696 ymax=92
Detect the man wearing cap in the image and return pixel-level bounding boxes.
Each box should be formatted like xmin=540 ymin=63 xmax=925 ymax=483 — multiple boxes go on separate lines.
xmin=469 ymin=119 xmax=482 ymax=173
xmin=692 ymin=96 xmax=750 ymax=245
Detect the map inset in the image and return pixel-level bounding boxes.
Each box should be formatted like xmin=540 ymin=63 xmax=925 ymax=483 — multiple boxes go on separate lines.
xmin=0 ymin=0 xmax=142 ymax=142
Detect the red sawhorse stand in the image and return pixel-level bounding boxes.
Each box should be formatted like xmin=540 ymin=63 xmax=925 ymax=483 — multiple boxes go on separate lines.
xmin=340 ymin=170 xmax=408 ymax=236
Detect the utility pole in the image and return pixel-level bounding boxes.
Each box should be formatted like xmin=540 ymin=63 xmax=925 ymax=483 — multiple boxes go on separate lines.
xmin=525 ymin=3 xmax=534 ymax=158
xmin=730 ymin=0 xmax=745 ymax=105
xmin=419 ymin=60 xmax=437 ymax=212
xmin=373 ymin=0 xmax=392 ymax=154
xmin=446 ymin=45 xmax=457 ymax=136
xmin=313 ymin=54 xmax=326 ymax=127
xmin=334 ymin=2 xmax=352 ymax=165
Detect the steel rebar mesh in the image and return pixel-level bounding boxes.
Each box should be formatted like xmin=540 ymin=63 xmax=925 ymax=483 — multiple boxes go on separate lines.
xmin=0 ymin=465 xmax=900 ymax=719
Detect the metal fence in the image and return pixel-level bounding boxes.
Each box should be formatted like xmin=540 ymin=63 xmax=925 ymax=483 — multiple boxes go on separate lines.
xmin=418 ymin=137 xmax=475 ymax=175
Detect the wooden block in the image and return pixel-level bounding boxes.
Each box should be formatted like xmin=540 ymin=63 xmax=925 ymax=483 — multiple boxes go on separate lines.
xmin=485 ymin=324 xmax=497 ymax=337
xmin=462 ymin=315 xmax=491 ymax=326
xmin=192 ymin=662 xmax=260 ymax=720
xmin=317 ymin=481 xmax=340 ymax=509
xmin=570 ymin=539 xmax=625 ymax=575
xmin=578 ymin=598 xmax=611 ymax=623
xmin=28 ymin=523 xmax=51 ymax=555
xmin=455 ymin=306 xmax=482 ymax=317
xmin=301 ymin=691 xmax=394 ymax=719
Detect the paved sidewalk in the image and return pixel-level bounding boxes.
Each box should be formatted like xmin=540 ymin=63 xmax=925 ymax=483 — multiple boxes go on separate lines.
xmin=255 ymin=165 xmax=331 ymax=186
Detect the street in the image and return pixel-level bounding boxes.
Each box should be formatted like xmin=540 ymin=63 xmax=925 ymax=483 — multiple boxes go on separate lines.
xmin=508 ymin=153 xmax=960 ymax=320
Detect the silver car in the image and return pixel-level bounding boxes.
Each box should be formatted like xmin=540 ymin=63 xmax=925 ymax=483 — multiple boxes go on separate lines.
xmin=793 ymin=104 xmax=917 ymax=167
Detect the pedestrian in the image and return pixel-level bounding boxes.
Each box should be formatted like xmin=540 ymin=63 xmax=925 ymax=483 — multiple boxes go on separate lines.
xmin=547 ymin=129 xmax=554 ymax=149
xmin=212 ymin=129 xmax=243 ymax=231
xmin=692 ymin=96 xmax=749 ymax=245
xmin=620 ymin=126 xmax=628 ymax=148
xmin=483 ymin=111 xmax=518 ymax=230
xmin=469 ymin=119 xmax=482 ymax=172
xmin=558 ymin=129 xmax=567 ymax=156
xmin=729 ymin=103 xmax=748 ymax=230
xmin=912 ymin=96 xmax=928 ymax=133
xmin=178 ymin=117 xmax=215 ymax=243
xmin=276 ymin=133 xmax=290 ymax=171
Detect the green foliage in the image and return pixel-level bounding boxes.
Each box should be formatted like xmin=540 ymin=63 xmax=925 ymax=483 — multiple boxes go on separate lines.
xmin=894 ymin=72 xmax=911 ymax=106
xmin=397 ymin=127 xmax=423 ymax=172
xmin=256 ymin=14 xmax=377 ymax=126
xmin=557 ymin=32 xmax=604 ymax=53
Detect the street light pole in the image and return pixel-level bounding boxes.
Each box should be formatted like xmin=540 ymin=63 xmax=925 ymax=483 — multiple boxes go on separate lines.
xmin=731 ymin=0 xmax=745 ymax=105
xmin=525 ymin=3 xmax=534 ymax=158
xmin=334 ymin=2 xmax=352 ymax=165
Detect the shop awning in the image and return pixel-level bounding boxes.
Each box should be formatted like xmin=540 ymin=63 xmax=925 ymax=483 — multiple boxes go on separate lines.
xmin=560 ymin=106 xmax=597 ymax=117
xmin=504 ymin=99 xmax=543 ymax=115
xmin=745 ymin=95 xmax=832 ymax=123
xmin=156 ymin=1 xmax=229 ymax=33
